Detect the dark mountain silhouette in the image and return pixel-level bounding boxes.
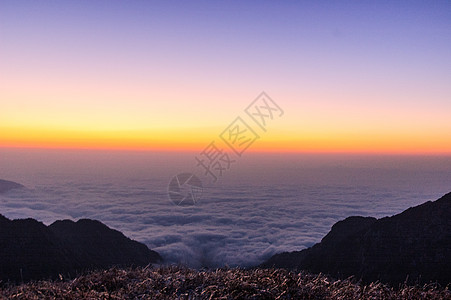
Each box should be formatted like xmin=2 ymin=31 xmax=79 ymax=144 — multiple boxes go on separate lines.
xmin=262 ymin=192 xmax=451 ymax=286
xmin=49 ymin=219 xmax=161 ymax=269
xmin=0 ymin=215 xmax=162 ymax=283
xmin=0 ymin=179 xmax=24 ymax=193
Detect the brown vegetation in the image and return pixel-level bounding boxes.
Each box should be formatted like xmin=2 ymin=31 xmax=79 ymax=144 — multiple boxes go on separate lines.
xmin=1 ymin=266 xmax=450 ymax=299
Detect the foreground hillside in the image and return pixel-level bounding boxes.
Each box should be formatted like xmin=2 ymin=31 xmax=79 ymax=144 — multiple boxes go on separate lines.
xmin=1 ymin=266 xmax=450 ymax=299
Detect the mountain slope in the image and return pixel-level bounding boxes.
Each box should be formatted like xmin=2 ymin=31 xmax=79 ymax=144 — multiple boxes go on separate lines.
xmin=0 ymin=216 xmax=162 ymax=282
xmin=262 ymin=192 xmax=451 ymax=285
xmin=49 ymin=219 xmax=161 ymax=268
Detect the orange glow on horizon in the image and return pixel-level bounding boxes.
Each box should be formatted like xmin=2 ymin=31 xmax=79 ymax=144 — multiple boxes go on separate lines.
xmin=1 ymin=126 xmax=450 ymax=155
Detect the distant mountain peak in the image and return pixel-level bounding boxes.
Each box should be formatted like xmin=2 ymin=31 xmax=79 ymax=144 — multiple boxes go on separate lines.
xmin=0 ymin=179 xmax=24 ymax=193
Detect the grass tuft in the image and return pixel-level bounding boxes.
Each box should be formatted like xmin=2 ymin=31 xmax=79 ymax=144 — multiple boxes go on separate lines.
xmin=1 ymin=266 xmax=450 ymax=299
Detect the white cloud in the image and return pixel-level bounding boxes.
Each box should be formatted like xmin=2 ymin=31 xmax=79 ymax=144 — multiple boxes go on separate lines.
xmin=0 ymin=178 xmax=445 ymax=268
xmin=1 ymin=152 xmax=449 ymax=268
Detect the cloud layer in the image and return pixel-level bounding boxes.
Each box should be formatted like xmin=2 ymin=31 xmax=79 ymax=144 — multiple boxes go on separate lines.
xmin=0 ymin=173 xmax=447 ymax=268
xmin=1 ymin=151 xmax=450 ymax=267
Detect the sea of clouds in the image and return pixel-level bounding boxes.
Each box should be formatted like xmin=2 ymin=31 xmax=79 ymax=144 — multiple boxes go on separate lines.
xmin=1 ymin=151 xmax=450 ymax=268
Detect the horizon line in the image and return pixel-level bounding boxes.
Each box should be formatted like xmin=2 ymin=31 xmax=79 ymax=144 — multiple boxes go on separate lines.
xmin=1 ymin=145 xmax=450 ymax=156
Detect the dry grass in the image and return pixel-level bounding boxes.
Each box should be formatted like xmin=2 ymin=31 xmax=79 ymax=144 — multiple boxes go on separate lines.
xmin=1 ymin=266 xmax=450 ymax=299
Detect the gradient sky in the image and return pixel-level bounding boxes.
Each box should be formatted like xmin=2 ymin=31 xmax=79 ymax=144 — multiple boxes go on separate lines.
xmin=1 ymin=1 xmax=450 ymax=153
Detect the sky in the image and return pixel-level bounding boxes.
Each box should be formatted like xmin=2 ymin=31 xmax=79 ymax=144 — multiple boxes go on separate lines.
xmin=1 ymin=1 xmax=451 ymax=153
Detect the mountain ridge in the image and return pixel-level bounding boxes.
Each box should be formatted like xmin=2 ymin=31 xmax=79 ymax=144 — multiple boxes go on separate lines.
xmin=261 ymin=192 xmax=451 ymax=286
xmin=0 ymin=214 xmax=162 ymax=283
